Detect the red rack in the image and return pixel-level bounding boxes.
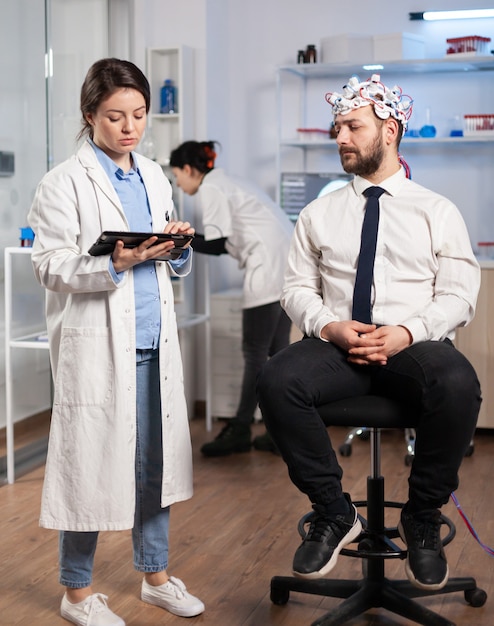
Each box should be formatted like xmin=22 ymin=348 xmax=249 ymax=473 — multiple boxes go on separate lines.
xmin=446 ymin=35 xmax=491 ymax=56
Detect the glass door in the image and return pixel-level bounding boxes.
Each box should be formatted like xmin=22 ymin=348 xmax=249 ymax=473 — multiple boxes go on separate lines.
xmin=47 ymin=0 xmax=109 ymax=168
xmin=1 ymin=0 xmax=110 ymax=484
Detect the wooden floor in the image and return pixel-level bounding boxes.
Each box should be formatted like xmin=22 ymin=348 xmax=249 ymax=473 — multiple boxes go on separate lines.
xmin=1 ymin=419 xmax=494 ymax=626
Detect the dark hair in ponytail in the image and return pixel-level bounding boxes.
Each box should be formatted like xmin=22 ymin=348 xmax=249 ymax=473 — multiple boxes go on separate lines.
xmin=169 ymin=140 xmax=219 ymax=173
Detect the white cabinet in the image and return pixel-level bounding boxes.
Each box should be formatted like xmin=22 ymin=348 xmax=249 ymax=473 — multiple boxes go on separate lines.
xmin=455 ymin=266 xmax=494 ymax=429
xmin=210 ymin=289 xmax=244 ymax=418
xmin=210 ymin=289 xmax=261 ymax=421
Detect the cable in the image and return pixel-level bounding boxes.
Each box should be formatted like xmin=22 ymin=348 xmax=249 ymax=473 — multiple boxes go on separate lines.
xmin=451 ymin=491 xmax=494 ymax=557
xmin=398 ymin=154 xmax=411 ymax=179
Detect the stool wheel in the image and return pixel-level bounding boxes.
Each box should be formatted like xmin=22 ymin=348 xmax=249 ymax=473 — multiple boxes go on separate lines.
xmin=270 ymin=583 xmax=289 ymax=605
xmin=464 ymin=443 xmax=475 ymax=457
xmin=339 ymin=442 xmax=352 ymax=457
xmin=404 ymin=453 xmax=413 ymax=466
xmin=465 ymin=587 xmax=487 ymax=607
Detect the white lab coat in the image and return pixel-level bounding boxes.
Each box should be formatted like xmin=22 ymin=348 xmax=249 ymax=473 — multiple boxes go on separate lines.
xmin=198 ymin=168 xmax=294 ymax=309
xmin=28 ymin=141 xmax=194 ymax=531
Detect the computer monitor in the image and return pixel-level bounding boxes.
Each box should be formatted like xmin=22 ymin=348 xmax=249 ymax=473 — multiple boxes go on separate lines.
xmin=280 ymin=172 xmax=353 ymax=221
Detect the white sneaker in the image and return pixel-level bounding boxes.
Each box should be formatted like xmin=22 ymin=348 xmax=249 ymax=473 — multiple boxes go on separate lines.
xmin=60 ymin=593 xmax=125 ymax=626
xmin=141 ymin=576 xmax=205 ymax=617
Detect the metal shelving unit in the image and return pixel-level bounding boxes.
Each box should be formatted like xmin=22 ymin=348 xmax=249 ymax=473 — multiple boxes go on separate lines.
xmin=275 ymin=55 xmax=494 ymax=204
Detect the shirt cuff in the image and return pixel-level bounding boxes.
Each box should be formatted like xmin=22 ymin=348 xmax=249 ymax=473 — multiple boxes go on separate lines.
xmin=169 ymin=245 xmax=191 ymax=269
xmin=109 ymin=258 xmax=124 ymax=283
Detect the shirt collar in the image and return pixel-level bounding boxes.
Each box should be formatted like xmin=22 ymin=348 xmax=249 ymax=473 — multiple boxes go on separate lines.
xmin=88 ymin=138 xmax=139 ymax=180
xmin=352 ymin=166 xmax=406 ymax=198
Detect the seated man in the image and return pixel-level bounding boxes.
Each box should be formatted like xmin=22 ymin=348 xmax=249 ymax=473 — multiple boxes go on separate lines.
xmin=257 ymin=74 xmax=481 ymax=591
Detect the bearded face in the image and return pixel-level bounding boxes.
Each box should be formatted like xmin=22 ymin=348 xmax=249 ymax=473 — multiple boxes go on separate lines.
xmin=339 ymin=128 xmax=385 ymax=177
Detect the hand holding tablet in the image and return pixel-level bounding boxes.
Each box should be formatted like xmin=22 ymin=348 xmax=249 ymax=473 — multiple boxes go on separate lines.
xmin=89 ymin=230 xmax=194 ymax=261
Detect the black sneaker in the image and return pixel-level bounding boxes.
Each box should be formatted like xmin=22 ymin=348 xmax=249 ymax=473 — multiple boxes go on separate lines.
xmin=398 ymin=506 xmax=449 ymax=590
xmin=252 ymin=431 xmax=280 ymax=455
xmin=200 ymin=421 xmax=252 ymax=457
xmin=292 ymin=493 xmax=362 ymax=579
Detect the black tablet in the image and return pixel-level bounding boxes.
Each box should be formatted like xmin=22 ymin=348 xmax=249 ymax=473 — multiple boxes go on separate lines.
xmin=88 ymin=231 xmax=194 ymax=259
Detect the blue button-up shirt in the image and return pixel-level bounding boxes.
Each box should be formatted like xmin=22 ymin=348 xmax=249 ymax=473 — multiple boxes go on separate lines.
xmin=91 ymin=141 xmax=161 ymax=349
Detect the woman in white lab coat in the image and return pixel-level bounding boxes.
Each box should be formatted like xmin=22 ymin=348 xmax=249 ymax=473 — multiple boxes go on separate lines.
xmin=28 ymin=58 xmax=204 ymax=626
xmin=170 ymin=141 xmax=294 ymax=457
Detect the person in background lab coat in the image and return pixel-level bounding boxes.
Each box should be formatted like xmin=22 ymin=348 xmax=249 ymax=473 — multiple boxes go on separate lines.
xmin=28 ymin=58 xmax=204 ymax=626
xmin=170 ymin=141 xmax=294 ymax=457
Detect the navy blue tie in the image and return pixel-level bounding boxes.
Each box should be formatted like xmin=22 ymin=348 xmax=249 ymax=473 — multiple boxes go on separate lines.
xmin=352 ymin=186 xmax=386 ymax=324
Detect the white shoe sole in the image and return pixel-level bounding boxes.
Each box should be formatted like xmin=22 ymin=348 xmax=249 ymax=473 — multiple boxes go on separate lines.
xmin=141 ymin=591 xmax=205 ymax=617
xmin=398 ymin=521 xmax=449 ymax=591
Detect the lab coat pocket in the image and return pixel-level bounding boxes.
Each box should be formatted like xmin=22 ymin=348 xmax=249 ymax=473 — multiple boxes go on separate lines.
xmin=55 ymin=327 xmax=113 ymax=406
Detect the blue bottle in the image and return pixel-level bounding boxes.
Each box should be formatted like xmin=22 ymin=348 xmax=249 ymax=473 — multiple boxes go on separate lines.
xmin=160 ymin=79 xmax=177 ymax=114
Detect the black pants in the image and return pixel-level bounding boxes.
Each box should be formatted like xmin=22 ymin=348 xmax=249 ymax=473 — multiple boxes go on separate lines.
xmin=235 ymin=301 xmax=292 ymax=425
xmin=257 ymin=337 xmax=481 ymax=511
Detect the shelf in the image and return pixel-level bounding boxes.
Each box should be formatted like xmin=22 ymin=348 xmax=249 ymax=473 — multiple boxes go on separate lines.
xmin=150 ymin=113 xmax=180 ymax=121
xmin=278 ymin=56 xmax=494 ymax=78
xmin=9 ymin=333 xmax=50 ymax=350
xmin=280 ymin=135 xmax=494 ymax=148
xmin=177 ymin=313 xmax=210 ymax=329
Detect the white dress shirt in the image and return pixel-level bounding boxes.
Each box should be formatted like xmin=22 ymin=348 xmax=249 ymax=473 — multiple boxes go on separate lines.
xmin=282 ymin=167 xmax=480 ymax=343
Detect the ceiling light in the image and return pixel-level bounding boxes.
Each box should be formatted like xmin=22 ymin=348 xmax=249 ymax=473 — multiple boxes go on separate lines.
xmin=363 ymin=64 xmax=384 ymax=71
xmin=409 ymin=8 xmax=494 ymax=21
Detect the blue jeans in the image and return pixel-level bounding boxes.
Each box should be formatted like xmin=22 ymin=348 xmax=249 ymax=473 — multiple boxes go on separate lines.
xmin=257 ymin=337 xmax=481 ymax=512
xmin=59 ymin=349 xmax=170 ymax=588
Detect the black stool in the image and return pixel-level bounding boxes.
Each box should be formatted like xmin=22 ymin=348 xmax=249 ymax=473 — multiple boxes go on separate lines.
xmin=270 ymin=396 xmax=486 ymax=626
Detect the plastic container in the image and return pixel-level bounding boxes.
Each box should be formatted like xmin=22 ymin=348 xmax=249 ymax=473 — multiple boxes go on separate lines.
xmin=320 ymin=34 xmax=373 ymax=64
xmin=446 ymin=36 xmax=491 ymax=57
xmin=19 ymin=226 xmax=34 ymax=247
xmin=449 ymin=115 xmax=463 ymax=137
xmin=373 ymin=32 xmax=425 ymax=62
xmin=160 ymin=79 xmax=177 ymax=114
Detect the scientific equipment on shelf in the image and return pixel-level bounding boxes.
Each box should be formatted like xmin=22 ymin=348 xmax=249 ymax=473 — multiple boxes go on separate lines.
xmin=419 ymin=107 xmax=437 ymax=138
xmin=160 ymin=79 xmax=177 ymax=114
xmin=477 ymin=242 xmax=494 ymax=259
xmin=296 ymin=44 xmax=317 ymax=63
xmin=19 ymin=227 xmax=34 ymax=247
xmin=464 ymin=114 xmax=494 ymax=136
xmin=446 ymin=36 xmax=491 ymax=57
